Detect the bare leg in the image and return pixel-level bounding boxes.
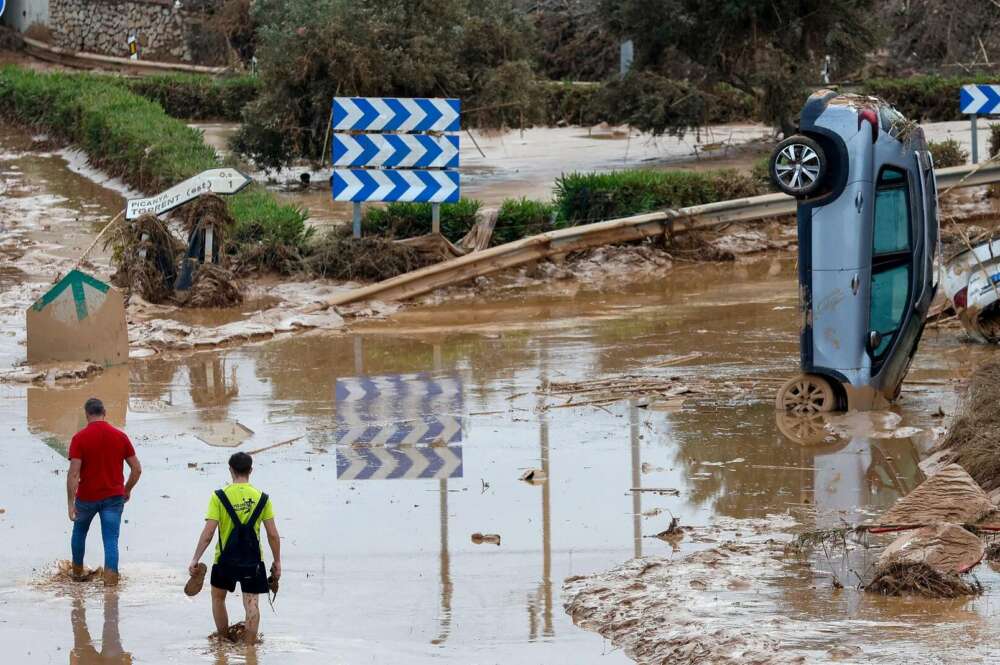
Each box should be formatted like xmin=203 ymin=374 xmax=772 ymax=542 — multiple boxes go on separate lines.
xmin=242 ymin=593 xmax=260 ymax=644
xmin=211 ymin=587 xmax=229 ymax=638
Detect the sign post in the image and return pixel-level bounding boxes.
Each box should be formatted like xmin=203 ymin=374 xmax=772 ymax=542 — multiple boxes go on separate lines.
xmin=330 ymin=97 xmax=461 ymax=238
xmin=960 ymin=84 xmax=1000 ymax=163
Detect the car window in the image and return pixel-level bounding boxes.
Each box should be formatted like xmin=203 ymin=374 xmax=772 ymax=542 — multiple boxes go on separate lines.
xmin=870 ymin=264 xmax=910 ymax=357
xmin=873 ymin=167 xmax=910 ymax=255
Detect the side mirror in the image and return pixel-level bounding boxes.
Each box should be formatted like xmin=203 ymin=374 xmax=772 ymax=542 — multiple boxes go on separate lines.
xmin=868 ymin=330 xmax=883 ymax=352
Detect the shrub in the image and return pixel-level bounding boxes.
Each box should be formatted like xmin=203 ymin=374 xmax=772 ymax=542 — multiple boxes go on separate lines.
xmin=861 ymin=75 xmax=998 ymax=122
xmin=493 ymin=198 xmax=556 ymax=245
xmin=553 ymin=169 xmax=763 ymax=225
xmin=990 ymin=124 xmax=1000 ymax=159
xmin=362 ymin=199 xmax=482 ymax=243
xmin=928 ymin=139 xmax=968 ymax=168
xmin=124 ymin=73 xmax=261 ymax=121
xmin=0 ymin=66 xmax=307 ymax=272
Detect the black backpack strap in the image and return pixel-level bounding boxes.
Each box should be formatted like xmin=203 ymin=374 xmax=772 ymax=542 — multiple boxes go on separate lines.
xmin=247 ymin=493 xmax=269 ymax=527
xmin=215 ymin=489 xmax=242 ymax=524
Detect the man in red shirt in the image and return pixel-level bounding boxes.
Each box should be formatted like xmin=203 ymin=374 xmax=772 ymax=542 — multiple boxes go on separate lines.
xmin=67 ymin=398 xmax=142 ymax=586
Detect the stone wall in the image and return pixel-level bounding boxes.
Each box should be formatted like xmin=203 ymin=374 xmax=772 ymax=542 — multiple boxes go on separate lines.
xmin=50 ymin=0 xmax=228 ymax=65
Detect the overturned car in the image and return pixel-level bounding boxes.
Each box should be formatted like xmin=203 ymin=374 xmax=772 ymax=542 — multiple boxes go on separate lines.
xmin=772 ymin=90 xmax=939 ymax=413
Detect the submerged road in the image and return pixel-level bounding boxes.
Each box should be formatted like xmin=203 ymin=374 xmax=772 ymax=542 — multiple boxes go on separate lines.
xmin=2 ymin=122 xmax=1000 ymax=663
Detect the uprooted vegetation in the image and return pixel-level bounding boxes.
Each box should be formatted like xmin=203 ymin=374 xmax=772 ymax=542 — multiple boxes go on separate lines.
xmin=106 ymin=195 xmax=245 ymax=307
xmin=931 ymin=360 xmax=1000 ymax=492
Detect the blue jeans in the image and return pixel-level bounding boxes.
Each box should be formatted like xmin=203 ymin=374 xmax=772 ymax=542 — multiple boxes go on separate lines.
xmin=71 ymin=496 xmax=125 ymax=572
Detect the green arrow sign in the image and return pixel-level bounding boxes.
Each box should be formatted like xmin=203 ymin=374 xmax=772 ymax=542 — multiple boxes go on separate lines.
xmin=32 ymin=269 xmax=111 ymax=322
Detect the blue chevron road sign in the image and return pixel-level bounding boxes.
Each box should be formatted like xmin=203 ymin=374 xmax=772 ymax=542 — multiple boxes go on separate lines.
xmin=961 ymin=85 xmax=1000 ymax=115
xmin=333 ymin=134 xmax=459 ymax=169
xmin=329 ymin=96 xmax=460 ymax=211
xmin=333 ymin=97 xmax=460 ymax=133
xmin=332 ymin=169 xmax=459 ymax=203
xmin=337 ymin=445 xmax=463 ymax=480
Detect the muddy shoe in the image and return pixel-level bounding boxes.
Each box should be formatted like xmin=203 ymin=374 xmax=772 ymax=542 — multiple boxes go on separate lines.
xmin=71 ymin=564 xmax=85 ymax=582
xmin=185 ymin=563 xmax=207 ymax=597
xmin=103 ymin=570 xmax=120 ymax=587
xmin=267 ymin=573 xmax=279 ymax=596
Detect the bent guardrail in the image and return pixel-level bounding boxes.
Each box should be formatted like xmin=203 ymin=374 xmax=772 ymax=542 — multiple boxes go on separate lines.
xmin=324 ymin=161 xmax=1000 ymax=307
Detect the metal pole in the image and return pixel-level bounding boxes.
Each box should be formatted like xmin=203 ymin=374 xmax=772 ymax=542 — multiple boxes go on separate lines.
xmin=432 ymin=203 xmax=441 ymax=236
xmin=353 ymin=336 xmax=363 ymax=375
xmin=630 ymin=401 xmax=642 ymax=559
xmin=353 ymin=202 xmax=362 ymax=239
xmin=972 ymin=115 xmax=980 ymax=164
xmin=204 ymin=226 xmax=214 ymax=264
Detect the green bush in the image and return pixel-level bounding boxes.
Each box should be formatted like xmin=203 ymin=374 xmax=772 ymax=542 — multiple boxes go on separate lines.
xmin=493 ymin=198 xmax=556 ymax=245
xmin=362 ymin=200 xmax=482 ymax=243
xmin=927 ymin=139 xmax=968 ymax=168
xmin=0 ymin=66 xmax=307 ymax=272
xmin=553 ymin=169 xmax=763 ymax=225
xmin=861 ymin=74 xmax=998 ymax=122
xmin=124 ymin=73 xmax=261 ymax=121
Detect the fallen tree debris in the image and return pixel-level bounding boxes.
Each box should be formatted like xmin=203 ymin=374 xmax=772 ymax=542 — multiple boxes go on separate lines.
xmin=864 ymin=560 xmax=983 ymax=598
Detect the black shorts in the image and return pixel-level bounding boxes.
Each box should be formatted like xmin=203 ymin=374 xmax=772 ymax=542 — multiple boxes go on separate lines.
xmin=211 ymin=562 xmax=268 ymax=594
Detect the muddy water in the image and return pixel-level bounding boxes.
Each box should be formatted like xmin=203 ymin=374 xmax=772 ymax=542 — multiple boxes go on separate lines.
xmin=2 ymin=247 xmax=999 ymax=664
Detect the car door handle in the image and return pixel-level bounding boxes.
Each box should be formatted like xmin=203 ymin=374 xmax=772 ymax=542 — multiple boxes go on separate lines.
xmin=855 ymin=191 xmax=863 ymax=213
xmin=851 ymin=273 xmax=860 ymax=295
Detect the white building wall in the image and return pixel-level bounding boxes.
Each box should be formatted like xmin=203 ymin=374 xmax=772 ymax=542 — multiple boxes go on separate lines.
xmin=3 ymin=0 xmax=51 ymax=32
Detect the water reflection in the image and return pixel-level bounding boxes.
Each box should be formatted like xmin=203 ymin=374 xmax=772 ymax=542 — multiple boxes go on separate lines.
xmin=527 ymin=391 xmax=554 ymax=640
xmin=69 ymin=589 xmax=132 ymax=665
xmin=28 ymin=365 xmax=128 ymax=457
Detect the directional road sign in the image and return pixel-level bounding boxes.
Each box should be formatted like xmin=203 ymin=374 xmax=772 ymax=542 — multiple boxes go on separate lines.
xmin=337 ymin=446 xmax=463 ymax=480
xmin=126 ymin=168 xmax=252 ymax=220
xmin=26 ymin=270 xmax=128 ymax=366
xmin=332 ymin=169 xmax=459 ymax=203
xmin=333 ymin=134 xmax=459 ymax=169
xmin=333 ymin=97 xmax=460 ymax=133
xmin=961 ymin=84 xmax=1000 ymax=115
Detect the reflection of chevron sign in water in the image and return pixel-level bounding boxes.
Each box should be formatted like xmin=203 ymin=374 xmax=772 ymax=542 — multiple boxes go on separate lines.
xmin=324 ymin=373 xmax=465 ymax=446
xmin=331 ymin=415 xmax=462 ymax=446
xmin=337 ymin=446 xmax=463 ymax=480
xmin=336 ymin=373 xmax=461 ymax=401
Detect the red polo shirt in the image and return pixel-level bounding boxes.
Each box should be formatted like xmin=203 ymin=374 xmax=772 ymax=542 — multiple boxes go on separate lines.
xmin=68 ymin=421 xmax=136 ymax=502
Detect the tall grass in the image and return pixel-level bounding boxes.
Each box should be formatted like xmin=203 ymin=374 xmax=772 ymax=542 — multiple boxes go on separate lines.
xmin=123 ymin=73 xmax=261 ymax=121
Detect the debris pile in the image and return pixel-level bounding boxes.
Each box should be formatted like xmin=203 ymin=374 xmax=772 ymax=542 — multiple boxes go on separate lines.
xmin=930 ymin=360 xmax=1000 ymax=492
xmin=106 ymin=195 xmax=245 ymax=308
xmin=303 ymin=234 xmax=431 ymax=282
xmin=108 ymin=213 xmax=178 ymax=303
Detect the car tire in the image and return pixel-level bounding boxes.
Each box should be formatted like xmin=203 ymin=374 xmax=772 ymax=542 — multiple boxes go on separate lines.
xmin=775 ymin=374 xmax=837 ymax=414
xmin=769 ymin=135 xmax=827 ymax=198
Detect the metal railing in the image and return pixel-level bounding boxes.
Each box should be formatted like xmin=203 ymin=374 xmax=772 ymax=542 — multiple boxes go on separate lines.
xmin=324 ymin=161 xmax=1000 ymax=306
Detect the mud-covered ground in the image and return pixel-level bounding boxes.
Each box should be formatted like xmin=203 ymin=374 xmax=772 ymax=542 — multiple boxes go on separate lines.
xmin=4 ymin=120 xmax=1000 ymax=664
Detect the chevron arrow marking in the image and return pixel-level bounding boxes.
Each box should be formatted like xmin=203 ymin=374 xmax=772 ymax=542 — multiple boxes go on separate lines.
xmin=331 ymin=169 xmax=459 ymax=203
xmin=961 ymin=84 xmax=1000 ymax=114
xmin=332 ymin=97 xmax=461 ymax=132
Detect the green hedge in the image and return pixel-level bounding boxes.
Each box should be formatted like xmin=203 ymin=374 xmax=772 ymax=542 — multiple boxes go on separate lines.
xmin=123 ymin=74 xmax=261 ymax=121
xmin=861 ymin=74 xmax=998 ymax=123
xmin=553 ymin=169 xmax=764 ymax=226
xmin=0 ymin=66 xmax=308 ymax=270
xmin=362 ymin=200 xmax=482 ymax=243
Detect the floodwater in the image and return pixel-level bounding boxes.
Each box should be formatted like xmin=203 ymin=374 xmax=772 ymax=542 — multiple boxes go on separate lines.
xmin=4 ymin=122 xmax=1000 ymax=664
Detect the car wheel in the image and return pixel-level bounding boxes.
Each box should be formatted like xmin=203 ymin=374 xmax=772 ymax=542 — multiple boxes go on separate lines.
xmin=775 ymin=374 xmax=837 ymax=414
xmin=769 ymin=135 xmax=827 ymax=198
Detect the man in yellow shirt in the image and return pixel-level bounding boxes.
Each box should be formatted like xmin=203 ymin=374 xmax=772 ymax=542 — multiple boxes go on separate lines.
xmin=188 ymin=452 xmax=281 ymax=644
